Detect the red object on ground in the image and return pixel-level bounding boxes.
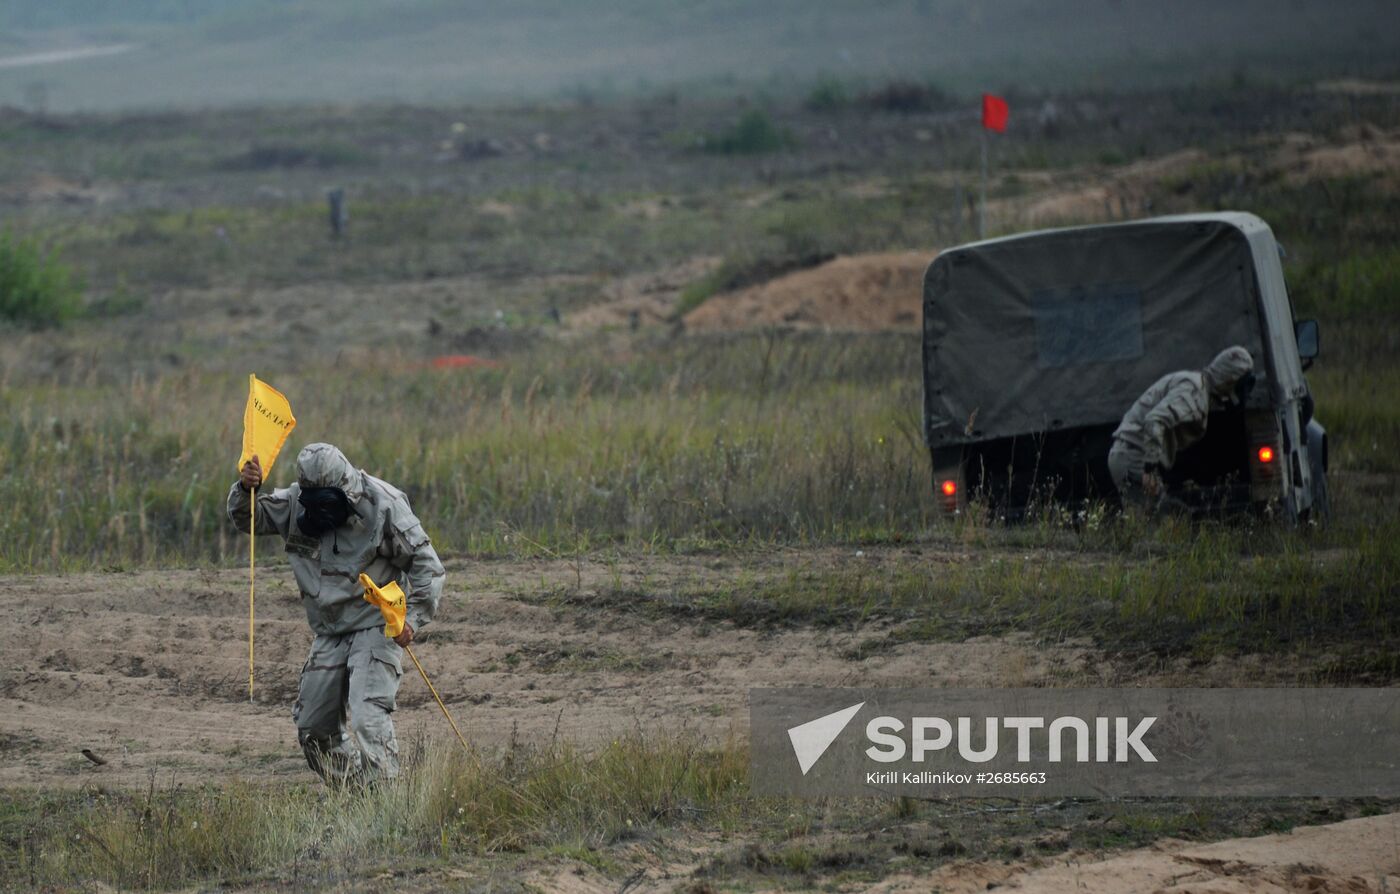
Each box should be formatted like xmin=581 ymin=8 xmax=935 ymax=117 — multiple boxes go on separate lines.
xmin=431 ymin=354 xmax=503 ymax=370
xmin=981 ymin=93 xmax=1009 ymax=132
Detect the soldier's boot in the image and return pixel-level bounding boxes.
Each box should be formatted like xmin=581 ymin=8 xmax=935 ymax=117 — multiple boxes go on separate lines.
xmin=299 ymin=729 xmax=364 ymax=789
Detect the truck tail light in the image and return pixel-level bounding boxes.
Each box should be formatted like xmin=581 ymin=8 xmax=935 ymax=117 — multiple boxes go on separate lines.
xmin=933 ymin=472 xmax=961 ymax=514
xmin=1246 ymin=410 xmax=1283 ymax=502
xmin=931 ymin=450 xmax=964 ymax=516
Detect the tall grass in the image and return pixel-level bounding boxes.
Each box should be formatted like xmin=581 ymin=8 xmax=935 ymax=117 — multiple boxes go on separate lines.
xmin=8 ymin=732 xmax=747 ymax=890
xmin=1 ymin=303 xmax=1397 ymax=572
xmin=0 ymin=332 xmax=929 ymax=570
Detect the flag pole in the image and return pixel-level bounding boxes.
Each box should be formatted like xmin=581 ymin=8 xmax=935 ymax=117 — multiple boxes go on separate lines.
xmin=406 ymin=645 xmax=472 ymax=755
xmin=240 ymin=373 xmax=295 ymax=705
xmin=979 ymin=127 xmax=988 ymax=240
xmin=249 ymin=492 xmax=255 ymax=702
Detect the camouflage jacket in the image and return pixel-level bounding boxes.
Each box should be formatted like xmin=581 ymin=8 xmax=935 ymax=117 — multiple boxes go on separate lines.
xmin=227 ymin=443 xmax=445 ymax=637
xmin=1111 ymin=371 xmax=1210 ymax=470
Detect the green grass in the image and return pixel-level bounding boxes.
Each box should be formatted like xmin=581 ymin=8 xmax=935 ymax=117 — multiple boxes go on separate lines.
xmin=24 ymin=174 xmax=952 ymax=296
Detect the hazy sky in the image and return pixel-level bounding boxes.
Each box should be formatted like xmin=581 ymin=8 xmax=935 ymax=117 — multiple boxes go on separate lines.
xmin=1 ymin=1 xmax=1396 ymax=110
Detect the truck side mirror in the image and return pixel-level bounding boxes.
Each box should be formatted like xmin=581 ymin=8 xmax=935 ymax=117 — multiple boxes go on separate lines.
xmin=1295 ymin=319 xmax=1320 ymax=370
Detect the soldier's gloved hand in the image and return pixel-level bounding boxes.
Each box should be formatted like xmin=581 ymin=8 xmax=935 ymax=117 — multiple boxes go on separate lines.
xmin=393 ymin=622 xmax=414 ymax=648
xmin=240 ymin=455 xmax=263 ymax=491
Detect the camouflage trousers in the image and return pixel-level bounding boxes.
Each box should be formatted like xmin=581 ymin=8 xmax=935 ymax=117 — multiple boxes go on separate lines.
xmin=1108 ymin=439 xmax=1188 ymax=518
xmin=293 ymin=626 xmax=404 ymax=786
xmin=1107 ymin=438 xmax=1152 ymax=512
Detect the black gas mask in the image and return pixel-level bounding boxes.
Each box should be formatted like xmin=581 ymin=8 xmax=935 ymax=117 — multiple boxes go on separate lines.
xmin=297 ymin=486 xmax=353 ymax=537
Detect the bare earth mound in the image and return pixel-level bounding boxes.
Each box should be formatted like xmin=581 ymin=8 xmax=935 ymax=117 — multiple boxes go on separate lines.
xmin=682 ymin=251 xmax=931 ymax=333
xmin=566 ymin=256 xmax=720 ymax=331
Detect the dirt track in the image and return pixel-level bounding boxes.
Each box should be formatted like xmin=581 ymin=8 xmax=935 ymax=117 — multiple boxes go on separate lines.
xmin=9 ymin=548 xmax=1396 ymax=893
xmin=12 ymin=549 xmax=1394 ymax=892
xmin=0 ymin=547 xmax=1099 ymax=789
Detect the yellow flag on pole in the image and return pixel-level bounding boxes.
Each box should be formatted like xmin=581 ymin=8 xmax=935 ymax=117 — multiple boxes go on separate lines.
xmin=239 ymin=374 xmax=297 ymax=476
xmin=240 ymin=374 xmax=295 ymax=702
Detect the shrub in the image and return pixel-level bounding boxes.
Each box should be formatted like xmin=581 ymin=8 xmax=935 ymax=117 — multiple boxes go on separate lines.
xmin=217 ymin=141 xmax=370 ymax=171
xmin=860 ymin=80 xmax=949 ymax=113
xmin=804 ymin=76 xmax=850 ymax=112
xmin=0 ymin=230 xmax=82 ymax=326
xmin=704 ymin=110 xmax=795 ymax=155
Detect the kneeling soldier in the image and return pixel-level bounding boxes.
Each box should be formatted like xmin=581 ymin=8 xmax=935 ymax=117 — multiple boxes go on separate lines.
xmin=1108 ymin=346 xmax=1254 ymax=513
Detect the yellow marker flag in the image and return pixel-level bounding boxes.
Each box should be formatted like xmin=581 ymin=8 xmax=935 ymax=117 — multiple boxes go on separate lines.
xmin=359 ymin=573 xmax=407 ymax=638
xmin=360 ymin=573 xmax=471 ymax=754
xmin=240 ymin=374 xmax=296 ymax=702
xmin=239 ymin=374 xmax=297 ymax=476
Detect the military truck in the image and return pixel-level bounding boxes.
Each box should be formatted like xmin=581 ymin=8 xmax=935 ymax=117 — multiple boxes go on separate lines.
xmin=921 ymin=212 xmax=1327 ymax=522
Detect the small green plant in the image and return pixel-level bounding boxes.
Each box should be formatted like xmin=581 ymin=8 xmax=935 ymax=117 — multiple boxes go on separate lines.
xmin=0 ymin=230 xmax=82 ymax=326
xmin=804 ymin=76 xmax=850 ymax=112
xmin=704 ymin=110 xmax=795 ymax=155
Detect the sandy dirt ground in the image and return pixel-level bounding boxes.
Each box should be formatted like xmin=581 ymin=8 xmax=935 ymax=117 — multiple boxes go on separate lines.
xmin=872 ymin=812 xmax=1400 ymax=894
xmin=0 ymin=546 xmax=1100 ymax=789
xmin=510 ymin=811 xmax=1400 ymax=894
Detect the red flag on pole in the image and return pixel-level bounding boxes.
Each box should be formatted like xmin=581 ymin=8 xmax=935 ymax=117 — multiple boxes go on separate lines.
xmin=981 ymin=93 xmax=1009 ymax=132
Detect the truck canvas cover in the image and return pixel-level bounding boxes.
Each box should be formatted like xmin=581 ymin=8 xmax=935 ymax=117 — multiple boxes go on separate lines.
xmin=922 ymin=216 xmax=1271 ymax=449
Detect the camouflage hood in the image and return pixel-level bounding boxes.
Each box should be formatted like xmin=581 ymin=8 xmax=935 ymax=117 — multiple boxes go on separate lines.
xmin=1201 ymin=346 xmax=1254 ymax=397
xmin=296 ymin=443 xmax=366 ymax=505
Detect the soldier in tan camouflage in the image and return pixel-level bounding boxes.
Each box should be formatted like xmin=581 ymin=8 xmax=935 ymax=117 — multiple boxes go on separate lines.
xmin=1108 ymin=346 xmax=1255 ymax=513
xmin=229 ymin=443 xmax=445 ymax=786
